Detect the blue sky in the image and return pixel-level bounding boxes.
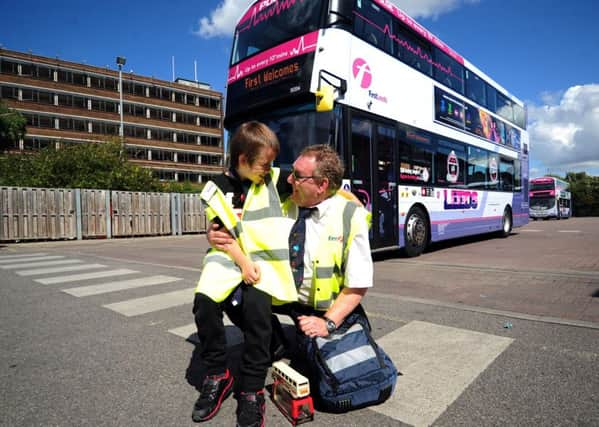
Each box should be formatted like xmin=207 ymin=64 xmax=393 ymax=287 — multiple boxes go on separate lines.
xmin=2 ymin=0 xmax=598 ymax=177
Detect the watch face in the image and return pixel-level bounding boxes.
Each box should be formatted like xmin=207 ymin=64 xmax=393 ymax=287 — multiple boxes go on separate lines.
xmin=326 ymin=319 xmax=336 ymax=333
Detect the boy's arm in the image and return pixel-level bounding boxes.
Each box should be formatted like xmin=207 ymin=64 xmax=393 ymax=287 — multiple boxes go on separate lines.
xmin=207 ymin=220 xmax=260 ymax=284
xmin=224 ymin=238 xmax=260 ymax=284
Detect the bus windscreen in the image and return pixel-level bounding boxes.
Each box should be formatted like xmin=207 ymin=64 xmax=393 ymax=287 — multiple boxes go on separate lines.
xmin=231 ymin=1 xmax=322 ymax=65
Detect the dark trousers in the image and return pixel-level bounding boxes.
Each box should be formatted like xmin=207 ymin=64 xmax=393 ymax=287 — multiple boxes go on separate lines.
xmin=193 ymin=285 xmax=272 ymax=392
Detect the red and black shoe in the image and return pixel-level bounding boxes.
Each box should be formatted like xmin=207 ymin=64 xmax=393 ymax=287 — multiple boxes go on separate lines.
xmin=191 ymin=369 xmax=234 ymax=422
xmin=236 ymin=390 xmax=265 ymax=427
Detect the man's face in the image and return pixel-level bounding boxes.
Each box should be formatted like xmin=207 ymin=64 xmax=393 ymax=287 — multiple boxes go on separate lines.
xmin=288 ymin=155 xmax=327 ymax=207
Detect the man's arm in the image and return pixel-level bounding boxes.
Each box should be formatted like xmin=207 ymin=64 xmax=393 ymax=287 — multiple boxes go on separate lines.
xmin=206 ymin=221 xmax=259 ymax=284
xmin=298 ymin=288 xmax=367 ymax=338
xmin=206 ymin=221 xmax=235 ymax=250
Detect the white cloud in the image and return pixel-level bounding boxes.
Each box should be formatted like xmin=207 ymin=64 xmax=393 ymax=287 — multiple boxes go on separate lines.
xmin=528 ymin=84 xmax=599 ymax=176
xmin=395 ymin=0 xmax=480 ymax=20
xmin=195 ymin=0 xmax=479 ymax=39
xmin=194 ymin=0 xmax=253 ymax=39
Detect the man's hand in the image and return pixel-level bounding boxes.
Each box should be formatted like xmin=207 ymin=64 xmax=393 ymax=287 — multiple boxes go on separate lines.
xmin=298 ymin=315 xmax=328 ymax=338
xmin=206 ymin=222 xmax=235 ymax=250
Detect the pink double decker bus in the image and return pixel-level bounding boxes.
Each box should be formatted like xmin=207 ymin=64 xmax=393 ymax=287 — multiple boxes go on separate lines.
xmin=529 ymin=177 xmax=571 ymax=220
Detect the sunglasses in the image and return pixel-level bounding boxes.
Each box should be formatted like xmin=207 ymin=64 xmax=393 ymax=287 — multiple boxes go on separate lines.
xmin=291 ymin=169 xmax=316 ymax=182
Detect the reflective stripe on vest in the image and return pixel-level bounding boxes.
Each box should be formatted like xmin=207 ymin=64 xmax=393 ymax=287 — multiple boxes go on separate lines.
xmin=196 ymin=168 xmax=297 ymax=304
xmin=311 ymin=195 xmax=364 ymax=310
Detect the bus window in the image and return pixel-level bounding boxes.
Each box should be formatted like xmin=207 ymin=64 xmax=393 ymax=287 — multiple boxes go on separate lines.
xmin=393 ymin=27 xmax=433 ymax=76
xmin=467 ymin=146 xmax=488 ymax=190
xmin=496 ymin=92 xmax=514 ymax=123
xmin=513 ymin=104 xmax=526 ymax=129
xmin=465 ymin=70 xmax=486 ymax=106
xmin=485 ymin=84 xmax=497 ymax=112
xmin=398 ymin=132 xmax=434 ymax=185
xmin=434 ymin=48 xmax=464 ymax=94
xmin=353 ymin=0 xmax=394 ymax=55
xmin=499 ymin=157 xmax=514 ymax=192
xmin=436 ymin=139 xmax=466 ymax=187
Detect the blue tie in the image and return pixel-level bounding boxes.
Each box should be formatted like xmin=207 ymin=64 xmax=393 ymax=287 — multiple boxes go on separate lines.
xmin=289 ymin=207 xmax=315 ymax=288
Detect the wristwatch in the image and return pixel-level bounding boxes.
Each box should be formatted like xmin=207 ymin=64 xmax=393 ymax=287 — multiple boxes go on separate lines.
xmin=323 ymin=316 xmax=337 ymax=334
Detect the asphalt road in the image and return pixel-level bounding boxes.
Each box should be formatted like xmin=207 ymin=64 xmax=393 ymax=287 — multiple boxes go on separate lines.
xmin=1 ymin=217 xmax=597 ymax=426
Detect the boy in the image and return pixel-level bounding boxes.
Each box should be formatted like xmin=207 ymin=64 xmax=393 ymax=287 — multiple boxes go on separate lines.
xmin=192 ymin=121 xmax=296 ymax=427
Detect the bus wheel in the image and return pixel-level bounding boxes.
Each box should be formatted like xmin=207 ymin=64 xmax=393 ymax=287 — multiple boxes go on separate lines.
xmin=499 ymin=207 xmax=512 ymax=238
xmin=404 ymin=206 xmax=429 ymax=257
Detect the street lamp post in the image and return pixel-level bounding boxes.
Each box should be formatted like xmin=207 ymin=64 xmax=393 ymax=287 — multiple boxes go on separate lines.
xmin=116 ymin=56 xmax=126 ymax=139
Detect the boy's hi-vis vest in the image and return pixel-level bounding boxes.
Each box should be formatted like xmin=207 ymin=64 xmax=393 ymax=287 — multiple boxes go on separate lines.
xmin=196 ymin=168 xmax=297 ymax=304
xmin=282 ymin=194 xmax=368 ymax=311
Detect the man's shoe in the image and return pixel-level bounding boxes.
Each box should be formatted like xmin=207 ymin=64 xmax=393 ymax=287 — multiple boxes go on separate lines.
xmin=235 ymin=390 xmax=265 ymax=427
xmin=191 ymin=369 xmax=234 ymax=422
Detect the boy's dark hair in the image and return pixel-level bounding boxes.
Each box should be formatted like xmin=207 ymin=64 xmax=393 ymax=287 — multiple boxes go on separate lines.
xmin=299 ymin=144 xmax=344 ymax=193
xmin=228 ymin=121 xmax=280 ymax=169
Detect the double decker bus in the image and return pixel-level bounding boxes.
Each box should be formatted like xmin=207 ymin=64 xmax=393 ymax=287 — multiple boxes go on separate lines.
xmin=529 ymin=177 xmax=571 ymax=220
xmin=226 ymin=0 xmax=529 ymax=256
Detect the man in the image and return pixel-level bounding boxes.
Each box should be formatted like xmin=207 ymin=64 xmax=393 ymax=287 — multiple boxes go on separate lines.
xmin=209 ymin=143 xmax=372 ymax=343
xmin=275 ymin=144 xmax=373 ymax=338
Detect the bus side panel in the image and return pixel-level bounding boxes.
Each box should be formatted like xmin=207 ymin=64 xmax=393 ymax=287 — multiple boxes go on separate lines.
xmin=398 ymin=188 xmax=514 ymax=246
xmin=512 ymin=190 xmax=530 ymax=227
xmin=513 ymin=146 xmax=529 ymax=228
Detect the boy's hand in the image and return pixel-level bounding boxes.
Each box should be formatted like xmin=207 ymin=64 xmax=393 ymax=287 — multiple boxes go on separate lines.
xmin=241 ymin=262 xmax=261 ymax=285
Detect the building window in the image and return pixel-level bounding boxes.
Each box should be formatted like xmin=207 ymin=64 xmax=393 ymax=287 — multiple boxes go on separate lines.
xmin=0 ymin=85 xmax=19 ymax=99
xmin=0 ymin=59 xmax=18 ymax=75
xmin=155 ymin=170 xmax=175 ymax=181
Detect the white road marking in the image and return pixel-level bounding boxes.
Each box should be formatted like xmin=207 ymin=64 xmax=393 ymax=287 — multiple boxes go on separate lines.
xmin=34 ymin=269 xmax=138 ymax=285
xmin=0 ymin=255 xmax=64 ymax=265
xmin=520 ymin=229 xmax=541 ymax=232
xmin=371 ymin=320 xmax=513 ymax=426
xmin=557 ymin=230 xmax=581 ymax=233
xmin=17 ymin=263 xmax=105 ymax=276
xmin=103 ymin=287 xmax=194 ymax=317
xmin=63 ymin=275 xmax=182 ymax=297
xmin=0 ymin=252 xmax=47 ymax=259
xmin=168 ymin=315 xmax=295 ymax=345
xmin=1 ymin=259 xmax=83 ymax=270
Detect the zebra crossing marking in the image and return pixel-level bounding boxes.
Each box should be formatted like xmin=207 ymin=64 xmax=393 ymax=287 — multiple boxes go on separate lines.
xmin=371 ymin=320 xmax=513 ymax=426
xmin=63 ymin=275 xmax=183 ymax=297
xmin=1 ymin=259 xmax=83 ymax=270
xmin=0 ymin=252 xmax=48 ymax=260
xmin=17 ymin=264 xmax=106 ymax=276
xmin=35 ymin=269 xmax=138 ymax=285
xmin=168 ymin=315 xmax=295 ymax=345
xmin=0 ymin=255 xmax=65 ymax=265
xmin=103 ymin=287 xmax=194 ymax=317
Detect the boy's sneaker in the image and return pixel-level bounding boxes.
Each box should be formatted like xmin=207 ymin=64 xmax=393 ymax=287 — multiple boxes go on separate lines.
xmin=191 ymin=369 xmax=234 ymax=422
xmin=235 ymin=390 xmax=265 ymax=427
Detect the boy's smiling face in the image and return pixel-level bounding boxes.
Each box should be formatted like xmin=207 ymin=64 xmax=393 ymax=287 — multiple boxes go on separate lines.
xmin=238 ymin=146 xmax=276 ymax=184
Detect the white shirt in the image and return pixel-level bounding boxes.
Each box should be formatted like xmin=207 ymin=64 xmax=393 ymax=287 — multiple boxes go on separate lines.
xmin=297 ymin=195 xmax=373 ymax=305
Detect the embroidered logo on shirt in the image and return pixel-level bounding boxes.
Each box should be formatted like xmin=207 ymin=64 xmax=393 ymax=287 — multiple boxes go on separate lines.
xmin=328 ymin=235 xmax=343 ymax=242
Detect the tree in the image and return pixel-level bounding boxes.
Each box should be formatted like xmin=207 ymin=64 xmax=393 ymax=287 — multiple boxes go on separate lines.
xmin=0 ymin=139 xmax=160 ymax=191
xmin=564 ymin=172 xmax=599 ymax=216
xmin=0 ymin=100 xmax=26 ymax=151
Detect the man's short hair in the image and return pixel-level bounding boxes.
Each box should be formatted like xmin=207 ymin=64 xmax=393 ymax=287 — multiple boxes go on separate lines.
xmin=299 ymin=144 xmax=344 ymax=193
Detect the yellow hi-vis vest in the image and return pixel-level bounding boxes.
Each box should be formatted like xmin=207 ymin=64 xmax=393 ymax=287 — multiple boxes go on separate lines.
xmin=282 ymin=194 xmax=368 ymax=311
xmin=195 ymin=168 xmax=297 ymax=304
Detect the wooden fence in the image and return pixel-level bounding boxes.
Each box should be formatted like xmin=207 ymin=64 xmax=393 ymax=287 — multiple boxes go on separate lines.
xmin=0 ymin=187 xmax=207 ymax=242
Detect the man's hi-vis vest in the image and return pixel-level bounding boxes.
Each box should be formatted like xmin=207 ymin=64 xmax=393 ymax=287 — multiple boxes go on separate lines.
xmin=282 ymin=194 xmax=368 ymax=311
xmin=195 ymin=168 xmax=297 ymax=304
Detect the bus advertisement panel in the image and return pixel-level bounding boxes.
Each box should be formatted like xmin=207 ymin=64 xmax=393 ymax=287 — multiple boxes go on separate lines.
xmin=226 ymin=0 xmax=529 ymax=256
